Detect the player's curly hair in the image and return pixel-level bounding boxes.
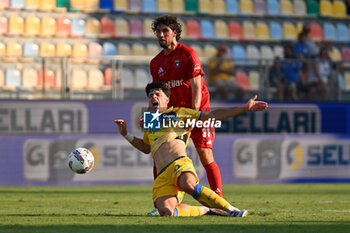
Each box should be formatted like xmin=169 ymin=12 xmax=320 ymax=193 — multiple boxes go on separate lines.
xmin=145 ymin=82 xmax=171 ymax=97
xmin=152 ymin=15 xmax=182 ymax=41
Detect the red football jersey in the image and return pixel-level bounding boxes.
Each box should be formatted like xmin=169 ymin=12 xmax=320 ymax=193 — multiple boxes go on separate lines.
xmin=150 ymin=43 xmax=211 ymax=111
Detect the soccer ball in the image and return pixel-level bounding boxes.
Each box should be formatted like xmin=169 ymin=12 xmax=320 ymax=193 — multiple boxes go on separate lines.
xmin=68 ymin=148 xmax=95 ymax=174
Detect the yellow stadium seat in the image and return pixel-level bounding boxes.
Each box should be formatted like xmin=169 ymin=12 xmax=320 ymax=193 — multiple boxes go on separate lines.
xmin=22 ymin=68 xmax=38 ymax=90
xmin=178 ymin=19 xmax=187 ymax=39
xmin=190 ymin=44 xmax=203 ymax=57
xmin=70 ymin=0 xmax=84 ymax=11
xmin=280 ymin=0 xmax=294 ymax=15
xmin=8 ymin=15 xmax=24 ymax=36
xmin=39 ymin=41 xmax=55 ymax=57
xmin=320 ymin=0 xmax=333 ymax=17
xmin=4 ymin=41 xmax=22 ymax=62
xmin=39 ymin=0 xmax=56 ymax=11
xmin=25 ymin=0 xmax=39 ymax=10
xmin=0 ymin=69 xmax=4 ymax=88
xmin=255 ymin=21 xmax=269 ymax=40
xmin=117 ymin=43 xmax=131 ymax=55
xmin=146 ymin=43 xmax=160 ymax=56
xmin=344 ymin=72 xmax=350 ymax=90
xmin=71 ymin=42 xmax=88 ymax=63
xmin=170 ymin=0 xmax=184 ymax=13
xmin=333 ymin=0 xmax=346 ymax=18
xmin=114 ymin=18 xmax=129 ymax=38
xmin=212 ymin=0 xmax=225 ymax=15
xmin=71 ymin=68 xmax=88 ymax=91
xmin=248 ymin=70 xmax=260 ymax=90
xmin=198 ymin=0 xmax=212 ymax=14
xmin=283 ymin=22 xmax=297 ymax=40
xmin=143 ymin=18 xmax=153 ymax=38
xmin=203 ymin=44 xmax=217 ymax=57
xmin=214 ymin=20 xmax=228 ymax=39
xmin=85 ymin=17 xmax=100 ymax=38
xmin=88 ymin=68 xmax=105 ymax=91
xmin=23 ymin=15 xmax=40 ymax=37
xmin=0 ymin=41 xmax=5 ymax=61
xmin=84 ymin=0 xmax=99 ymax=13
xmin=114 ymin=0 xmax=128 ymax=11
xmin=40 ymin=15 xmax=55 ymax=37
xmin=56 ymin=41 xmax=72 ymax=57
xmin=242 ymin=21 xmax=255 ymax=40
xmin=158 ymin=0 xmax=170 ymax=12
xmin=131 ymin=42 xmax=147 ymax=64
xmin=240 ymin=0 xmax=253 ymax=15
xmin=329 ymin=47 xmax=341 ymax=61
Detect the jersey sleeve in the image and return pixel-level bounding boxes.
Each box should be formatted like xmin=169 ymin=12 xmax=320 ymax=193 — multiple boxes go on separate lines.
xmin=176 ymin=107 xmax=202 ymax=121
xmin=187 ymin=49 xmax=204 ymax=80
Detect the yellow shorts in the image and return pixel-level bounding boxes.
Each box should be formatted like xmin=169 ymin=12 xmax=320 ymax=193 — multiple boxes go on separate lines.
xmin=152 ymin=156 xmax=198 ymax=204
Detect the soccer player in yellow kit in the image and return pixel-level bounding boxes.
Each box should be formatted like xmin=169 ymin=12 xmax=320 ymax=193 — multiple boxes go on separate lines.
xmin=115 ymin=82 xmax=267 ymax=217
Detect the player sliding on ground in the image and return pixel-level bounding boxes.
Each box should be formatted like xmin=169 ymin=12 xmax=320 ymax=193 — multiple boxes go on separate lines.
xmin=115 ymin=82 xmax=268 ymax=217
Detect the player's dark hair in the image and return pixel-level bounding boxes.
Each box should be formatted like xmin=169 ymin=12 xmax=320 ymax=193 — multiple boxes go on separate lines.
xmin=145 ymin=82 xmax=171 ymax=97
xmin=152 ymin=15 xmax=182 ymax=41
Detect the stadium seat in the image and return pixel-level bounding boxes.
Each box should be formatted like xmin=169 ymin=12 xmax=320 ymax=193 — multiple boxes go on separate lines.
xmin=293 ymin=0 xmax=306 ymax=16
xmin=0 ymin=0 xmax=10 ymax=9
xmin=117 ymin=43 xmax=131 ymax=55
xmin=142 ymin=0 xmax=156 ymax=12
xmin=158 ymin=0 xmax=170 ymax=12
xmin=255 ymin=21 xmax=269 ymax=40
xmin=5 ymin=67 xmax=21 ymax=90
xmin=203 ymin=44 xmax=217 ymax=57
xmin=273 ymin=45 xmax=284 ymax=58
xmin=0 ymin=42 xmax=5 ymax=60
xmin=129 ymin=0 xmax=142 ymax=12
xmin=102 ymin=42 xmax=117 ymax=56
xmin=146 ymin=43 xmax=160 ymax=56
xmin=186 ymin=20 xmax=201 ymax=39
xmin=336 ymin=23 xmax=349 ymax=42
xmin=309 ymin=23 xmax=323 ymax=41
xmin=83 ymin=0 xmax=100 ymax=13
xmin=70 ymin=68 xmax=87 ymax=91
xmin=190 ymin=44 xmax=203 ymax=57
xmin=235 ymin=70 xmax=250 ymax=90
xmin=246 ymin=45 xmax=260 ymax=65
xmin=266 ymin=0 xmax=280 ymax=15
xmin=283 ymin=22 xmax=297 ymax=40
xmin=0 ymin=69 xmax=4 ymax=89
xmin=280 ymin=0 xmax=293 ymax=16
xmin=226 ymin=0 xmax=239 ymax=14
xmin=269 ymin=21 xmax=283 ymax=41
xmin=22 ymin=15 xmax=40 ymax=37
xmin=341 ymin=48 xmax=350 ymax=61
xmin=260 ymin=45 xmax=275 ymax=63
xmin=254 ymin=0 xmax=266 ymax=15
xmin=228 ymin=21 xmax=243 ymax=40
xmin=37 ymin=69 xmax=56 ymax=89
xmin=5 ymin=41 xmax=22 ymax=62
xmin=178 ymin=19 xmax=187 ymax=39
xmin=25 ymin=0 xmax=39 ymax=10
xmin=248 ymin=70 xmax=260 ymax=90
xmin=320 ymin=0 xmax=333 ymax=17
xmin=10 ymin=0 xmax=24 ymax=9
xmin=71 ymin=17 xmax=85 ymax=38
xmin=71 ymin=42 xmax=88 ymax=63
xmin=0 ymin=15 xmax=7 ymax=35
xmin=329 ymin=47 xmax=341 ymax=61
xmin=143 ymin=18 xmax=154 ymax=38
xmin=22 ymin=41 xmax=39 ymax=62
xmin=200 ymin=19 xmax=214 ymax=39
xmin=40 ymin=15 xmax=55 ymax=37
xmin=323 ymin=22 xmax=336 ymax=41
xmin=333 ymin=0 xmax=346 ymax=18
xmin=232 ymin=45 xmax=246 ymax=64
xmin=129 ymin=18 xmax=143 ymax=38
xmin=212 ymin=0 xmax=226 ymax=15
xmin=99 ymin=16 xmax=115 ymax=38
xmin=131 ymin=43 xmax=147 ymax=63
xmin=113 ymin=0 xmax=127 ymax=12
xmin=135 ymin=68 xmax=150 ymax=89
xmin=214 ymin=20 xmax=228 ymax=39
xmin=55 ymin=41 xmax=72 ymax=57
xmin=114 ymin=18 xmax=129 ymax=38
xmin=185 ymin=0 xmax=198 ymax=13
xmin=344 ymin=72 xmax=350 ymax=90
xmin=87 ymin=68 xmax=105 ymax=91
xmin=70 ymin=0 xmax=84 ymax=11
xmin=85 ymin=17 xmax=100 ymax=38
xmin=104 ymin=68 xmax=112 ymax=87
xmin=38 ymin=0 xmax=55 ymax=11
xmin=242 ymin=21 xmax=255 ymax=40
xmin=22 ymin=68 xmax=38 ymax=90
xmin=198 ymin=0 xmax=212 ymax=14
xmin=121 ymin=68 xmax=135 ymax=89
xmin=55 ymin=16 xmax=71 ymax=37
xmin=100 ymin=0 xmax=113 ymax=11
xmin=55 ymin=0 xmax=70 ymax=12
xmin=306 ymin=0 xmax=319 ymax=16
xmin=39 ymin=41 xmax=55 ymax=57
xmin=170 ymin=0 xmax=185 ymax=13
xmin=87 ymin=42 xmax=103 ymax=64
xmin=239 ymin=0 xmax=253 ymax=15
xmin=7 ymin=15 xmax=24 ymax=36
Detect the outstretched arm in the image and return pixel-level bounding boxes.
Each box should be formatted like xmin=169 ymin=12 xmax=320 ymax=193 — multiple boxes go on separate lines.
xmin=201 ymin=95 xmax=268 ymax=121
xmin=114 ymin=120 xmax=151 ymax=154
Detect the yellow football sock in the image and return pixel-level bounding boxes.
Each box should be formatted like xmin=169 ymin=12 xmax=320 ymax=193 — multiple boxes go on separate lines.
xmin=193 ymin=184 xmax=230 ymax=210
xmin=174 ymin=206 xmax=203 ymax=216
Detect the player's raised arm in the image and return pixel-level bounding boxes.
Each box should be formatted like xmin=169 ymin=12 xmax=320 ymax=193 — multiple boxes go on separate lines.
xmin=201 ymin=95 xmax=268 ymax=121
xmin=114 ymin=120 xmax=151 ymax=154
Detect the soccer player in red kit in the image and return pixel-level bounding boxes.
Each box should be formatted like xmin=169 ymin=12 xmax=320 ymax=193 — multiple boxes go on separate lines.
xmin=149 ymin=15 xmax=223 ymax=198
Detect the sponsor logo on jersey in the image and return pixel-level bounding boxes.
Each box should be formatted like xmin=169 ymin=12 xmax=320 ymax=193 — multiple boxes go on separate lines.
xmin=165 ymin=79 xmax=184 ymax=88
xmin=158 ymin=67 xmax=166 ymax=77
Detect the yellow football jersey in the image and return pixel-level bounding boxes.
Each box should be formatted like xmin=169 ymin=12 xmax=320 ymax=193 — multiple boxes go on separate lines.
xmin=143 ymin=107 xmax=202 ymax=156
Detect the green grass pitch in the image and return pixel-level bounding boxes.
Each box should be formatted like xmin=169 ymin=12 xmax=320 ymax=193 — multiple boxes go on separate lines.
xmin=1 ymin=184 xmax=350 ymax=233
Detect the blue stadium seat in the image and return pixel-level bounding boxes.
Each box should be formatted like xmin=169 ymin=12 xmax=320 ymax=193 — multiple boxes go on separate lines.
xmin=5 ymin=67 xmax=21 ymax=88
xmin=99 ymin=0 xmax=114 ymax=11
xmin=336 ymin=23 xmax=349 ymax=42
xmin=226 ymin=0 xmax=239 ymax=14
xmin=269 ymin=21 xmax=283 ymax=40
xmin=102 ymin=42 xmax=117 ymax=56
xmin=71 ymin=18 xmax=86 ymax=38
xmin=142 ymin=0 xmax=156 ymax=12
xmin=267 ymin=0 xmax=280 ymax=15
xmin=232 ymin=45 xmax=246 ymax=65
xmin=200 ymin=19 xmax=214 ymax=39
xmin=10 ymin=0 xmax=24 ymax=9
xmin=323 ymin=23 xmax=336 ymax=41
xmin=23 ymin=41 xmax=39 ymax=58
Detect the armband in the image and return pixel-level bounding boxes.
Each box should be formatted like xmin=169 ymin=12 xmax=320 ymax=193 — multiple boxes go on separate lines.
xmin=124 ymin=133 xmax=134 ymax=142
